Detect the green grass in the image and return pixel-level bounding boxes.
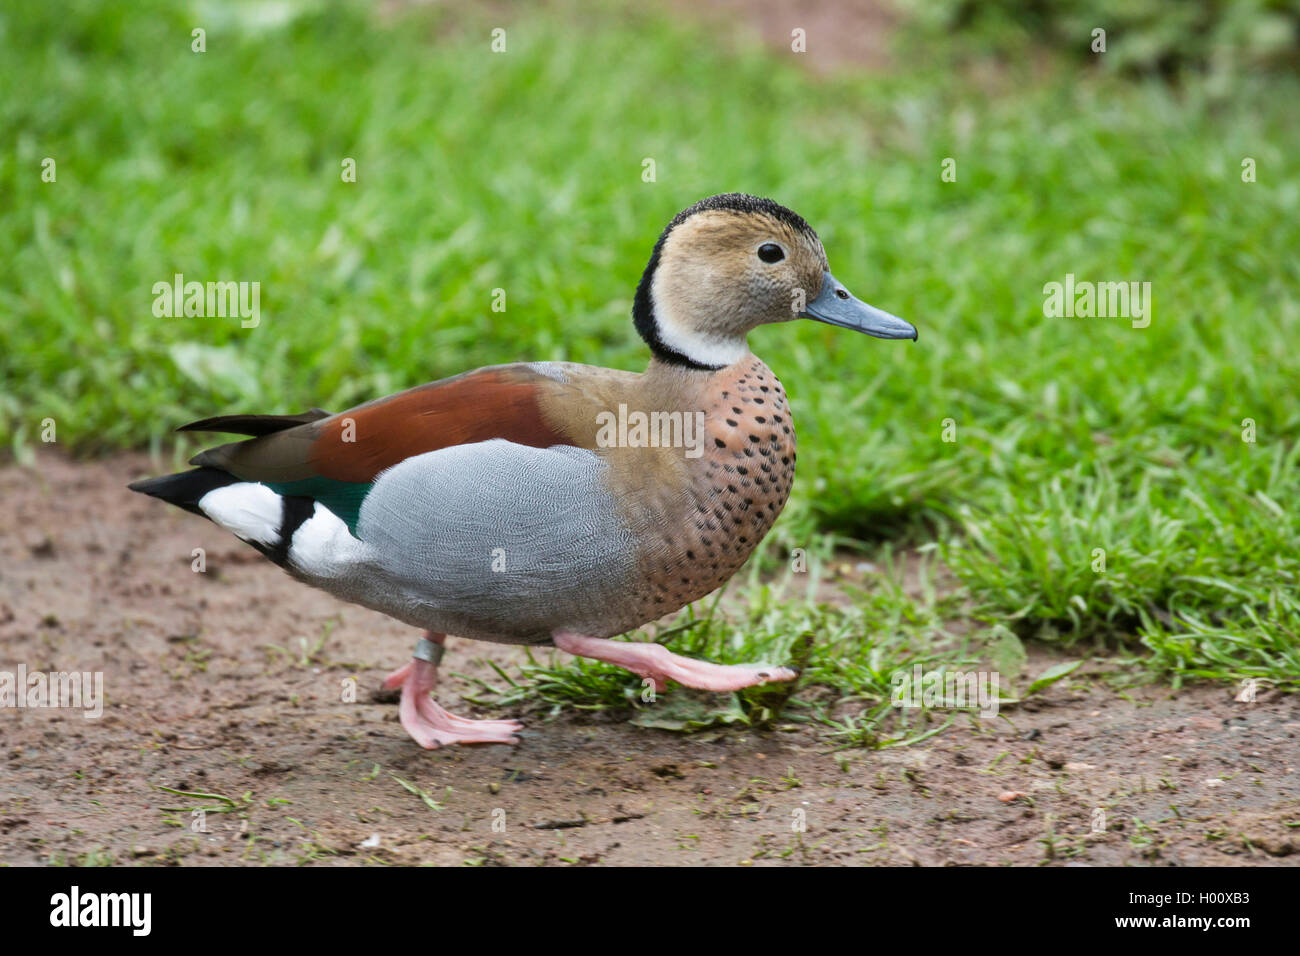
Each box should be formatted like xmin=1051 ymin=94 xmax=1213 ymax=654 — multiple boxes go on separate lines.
xmin=2 ymin=0 xmax=1297 ymax=710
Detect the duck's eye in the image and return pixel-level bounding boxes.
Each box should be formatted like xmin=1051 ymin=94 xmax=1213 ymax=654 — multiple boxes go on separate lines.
xmin=757 ymin=243 xmax=785 ymax=264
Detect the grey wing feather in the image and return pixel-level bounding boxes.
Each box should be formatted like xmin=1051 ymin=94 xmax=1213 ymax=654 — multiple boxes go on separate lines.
xmin=340 ymin=439 xmax=639 ymax=643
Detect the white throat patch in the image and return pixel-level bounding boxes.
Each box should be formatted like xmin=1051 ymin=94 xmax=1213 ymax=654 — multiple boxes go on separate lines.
xmin=649 ymin=267 xmax=747 ymax=368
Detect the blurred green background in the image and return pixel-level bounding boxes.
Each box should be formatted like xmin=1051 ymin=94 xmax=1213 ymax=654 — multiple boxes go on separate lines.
xmin=2 ymin=0 xmax=1298 ymax=707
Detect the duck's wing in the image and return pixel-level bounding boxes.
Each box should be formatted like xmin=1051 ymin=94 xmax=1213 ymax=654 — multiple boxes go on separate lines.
xmin=187 ymin=363 xmax=587 ymax=532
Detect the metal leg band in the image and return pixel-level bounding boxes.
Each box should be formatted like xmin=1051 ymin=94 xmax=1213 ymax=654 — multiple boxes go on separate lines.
xmin=413 ymin=637 xmax=444 ymax=665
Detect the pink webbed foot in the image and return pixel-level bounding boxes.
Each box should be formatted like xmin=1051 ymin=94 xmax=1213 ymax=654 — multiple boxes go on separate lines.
xmin=552 ymin=630 xmax=798 ymax=693
xmin=382 ymin=642 xmax=521 ymax=749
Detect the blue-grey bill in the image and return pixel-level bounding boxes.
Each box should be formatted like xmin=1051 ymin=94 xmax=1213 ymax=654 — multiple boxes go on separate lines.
xmin=801 ymin=270 xmax=917 ymax=341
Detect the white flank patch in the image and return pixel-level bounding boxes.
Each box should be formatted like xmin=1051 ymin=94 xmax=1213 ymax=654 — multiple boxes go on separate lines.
xmin=198 ymin=483 xmax=283 ymax=546
xmin=288 ymin=502 xmax=365 ymax=576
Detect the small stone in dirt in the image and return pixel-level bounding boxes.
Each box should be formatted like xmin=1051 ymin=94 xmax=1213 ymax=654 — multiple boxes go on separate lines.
xmin=1043 ymin=753 xmax=1066 ymax=769
xmin=1064 ymin=762 xmax=1094 ymax=771
xmin=998 ymin=791 xmax=1027 ymax=802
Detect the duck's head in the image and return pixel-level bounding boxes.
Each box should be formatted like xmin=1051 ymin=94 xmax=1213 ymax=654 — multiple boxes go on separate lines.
xmin=633 ymin=193 xmax=917 ymax=370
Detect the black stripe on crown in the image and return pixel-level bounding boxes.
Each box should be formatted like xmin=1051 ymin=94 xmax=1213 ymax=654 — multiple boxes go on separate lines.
xmin=632 ymin=194 xmax=816 ymax=371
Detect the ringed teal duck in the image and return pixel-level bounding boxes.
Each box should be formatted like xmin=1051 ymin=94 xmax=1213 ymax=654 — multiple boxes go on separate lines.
xmin=130 ymin=193 xmax=917 ymax=749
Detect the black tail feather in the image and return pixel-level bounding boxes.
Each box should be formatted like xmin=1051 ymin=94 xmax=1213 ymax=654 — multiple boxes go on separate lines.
xmin=129 ymin=468 xmax=317 ymax=569
xmin=127 ymin=467 xmax=239 ymax=519
xmin=176 ymin=408 xmax=332 ymax=437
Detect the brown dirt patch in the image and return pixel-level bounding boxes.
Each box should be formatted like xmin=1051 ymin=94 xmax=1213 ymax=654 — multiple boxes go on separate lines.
xmin=667 ymin=0 xmax=899 ymax=73
xmin=1 ymin=451 xmax=1297 ymax=866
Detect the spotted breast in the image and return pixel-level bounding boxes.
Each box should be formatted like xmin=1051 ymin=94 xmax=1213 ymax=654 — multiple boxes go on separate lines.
xmin=627 ymin=355 xmax=795 ymax=622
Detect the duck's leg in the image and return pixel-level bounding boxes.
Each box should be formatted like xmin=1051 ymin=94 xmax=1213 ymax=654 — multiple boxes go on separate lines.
xmin=553 ymin=630 xmax=798 ymax=692
xmin=382 ymin=632 xmax=522 ymax=748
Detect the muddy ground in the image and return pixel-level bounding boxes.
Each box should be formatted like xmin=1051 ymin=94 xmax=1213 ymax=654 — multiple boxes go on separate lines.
xmin=1 ymin=451 xmax=1297 ymax=866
